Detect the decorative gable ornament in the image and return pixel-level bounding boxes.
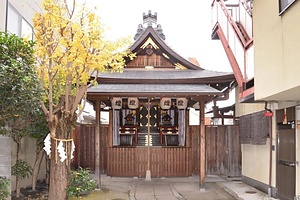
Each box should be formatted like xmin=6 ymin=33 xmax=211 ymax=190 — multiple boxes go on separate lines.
xmin=111 ymin=97 xmax=122 ymax=109
xmin=128 ymin=97 xmax=139 ymax=109
xmin=177 ymin=98 xmax=188 ymax=109
xmin=160 ymin=98 xmax=171 ymax=110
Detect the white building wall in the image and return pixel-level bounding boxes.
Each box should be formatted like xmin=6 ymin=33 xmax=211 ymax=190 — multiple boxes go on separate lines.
xmin=0 ymin=0 xmax=7 ymax=30
xmin=0 ymin=0 xmax=45 ymax=196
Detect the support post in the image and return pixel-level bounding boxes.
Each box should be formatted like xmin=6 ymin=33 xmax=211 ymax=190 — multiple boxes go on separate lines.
xmin=199 ymin=101 xmax=206 ymax=190
xmin=95 ymin=100 xmax=101 ymax=187
xmin=186 ymin=109 xmax=190 ymax=147
xmin=108 ymin=109 xmax=113 ymax=148
xmin=145 ymin=98 xmax=151 ymax=180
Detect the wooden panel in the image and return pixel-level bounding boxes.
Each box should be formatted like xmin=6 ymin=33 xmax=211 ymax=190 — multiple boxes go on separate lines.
xmin=126 ymin=53 xmax=174 ymax=68
xmin=217 ymin=126 xmax=228 ymax=175
xmin=205 ymin=125 xmax=241 ymax=177
xmin=206 ymin=126 xmax=217 ymax=174
xmin=71 ymin=126 xmax=80 ymax=168
xmin=106 ymin=147 xmax=192 ymax=177
xmin=136 ymin=148 xmax=147 ymax=177
xmin=74 ymin=124 xmax=240 ymax=178
xmin=100 ymin=126 xmax=108 ymax=173
xmin=189 ymin=126 xmax=200 ymax=174
xmin=227 ymin=126 xmax=241 ymax=177
xmin=73 ymin=124 xmax=96 ymax=172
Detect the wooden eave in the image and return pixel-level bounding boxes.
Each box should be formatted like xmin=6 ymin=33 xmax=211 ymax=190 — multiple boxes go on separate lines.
xmin=94 ymin=69 xmax=235 ymax=85
xmin=87 ymin=83 xmax=219 ymax=105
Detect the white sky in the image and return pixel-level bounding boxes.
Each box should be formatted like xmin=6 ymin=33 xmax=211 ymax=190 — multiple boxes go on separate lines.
xmin=84 ymin=0 xmax=232 ymax=73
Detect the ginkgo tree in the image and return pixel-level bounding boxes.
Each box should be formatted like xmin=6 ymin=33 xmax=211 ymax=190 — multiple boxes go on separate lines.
xmin=33 ymin=0 xmax=133 ymax=199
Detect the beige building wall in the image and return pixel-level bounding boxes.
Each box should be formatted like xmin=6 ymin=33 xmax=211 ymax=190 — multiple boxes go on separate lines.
xmin=237 ymin=2 xmax=300 ymax=196
xmin=254 ymin=1 xmax=300 ymax=101
xmin=235 ymin=87 xmax=274 ymax=187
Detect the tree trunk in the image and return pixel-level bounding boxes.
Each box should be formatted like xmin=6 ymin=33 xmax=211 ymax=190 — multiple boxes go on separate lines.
xmin=16 ymin=176 xmax=20 ymax=198
xmin=16 ymin=142 xmax=20 ymax=198
xmin=48 ymin=139 xmax=68 ymax=200
xmin=32 ymin=150 xmax=45 ymax=191
xmin=48 ymin=108 xmax=76 ymax=200
xmin=45 ymin=156 xmax=50 ymax=185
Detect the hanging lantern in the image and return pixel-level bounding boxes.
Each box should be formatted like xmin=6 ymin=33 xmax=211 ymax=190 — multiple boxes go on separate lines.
xmin=111 ymin=97 xmax=122 ymax=109
xmin=177 ymin=98 xmax=188 ymax=109
xmin=128 ymin=97 xmax=139 ymax=109
xmin=160 ymin=98 xmax=171 ymax=110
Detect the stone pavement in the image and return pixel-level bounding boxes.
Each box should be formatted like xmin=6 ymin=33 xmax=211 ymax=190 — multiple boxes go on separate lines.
xmin=97 ymin=175 xmax=278 ymax=200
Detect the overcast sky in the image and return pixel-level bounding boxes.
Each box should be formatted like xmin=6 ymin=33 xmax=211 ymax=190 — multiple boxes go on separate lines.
xmin=84 ymin=0 xmax=232 ymax=73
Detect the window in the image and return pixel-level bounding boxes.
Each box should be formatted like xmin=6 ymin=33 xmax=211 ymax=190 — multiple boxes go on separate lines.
xmin=7 ymin=4 xmax=33 ymax=40
xmin=279 ymin=0 xmax=297 ymax=14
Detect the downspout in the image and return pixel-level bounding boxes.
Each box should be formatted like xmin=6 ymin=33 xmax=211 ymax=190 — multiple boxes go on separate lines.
xmin=265 ymin=102 xmax=273 ymax=197
xmin=5 ymin=0 xmax=8 ymax=31
xmin=212 ymin=88 xmax=231 ymax=125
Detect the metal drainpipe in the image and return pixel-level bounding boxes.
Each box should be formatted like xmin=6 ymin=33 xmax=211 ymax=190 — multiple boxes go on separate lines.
xmin=5 ymin=0 xmax=8 ymax=31
xmin=265 ymin=102 xmax=273 ymax=197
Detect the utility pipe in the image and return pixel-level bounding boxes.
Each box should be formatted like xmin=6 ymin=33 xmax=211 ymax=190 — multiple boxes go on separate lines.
xmin=265 ymin=102 xmax=273 ymax=197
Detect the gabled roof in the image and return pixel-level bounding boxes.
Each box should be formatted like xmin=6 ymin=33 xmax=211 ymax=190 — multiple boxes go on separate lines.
xmin=87 ymin=11 xmax=235 ymax=101
xmin=129 ymin=26 xmax=203 ymax=70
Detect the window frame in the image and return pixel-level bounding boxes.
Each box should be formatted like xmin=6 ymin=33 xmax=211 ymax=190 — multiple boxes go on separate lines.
xmin=279 ymin=0 xmax=297 ymax=15
xmin=7 ymin=3 xmax=33 ymax=40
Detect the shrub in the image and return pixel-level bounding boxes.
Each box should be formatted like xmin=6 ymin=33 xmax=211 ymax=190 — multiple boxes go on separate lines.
xmin=66 ymin=167 xmax=97 ymax=197
xmin=11 ymin=160 xmax=33 ymax=179
xmin=0 ymin=176 xmax=10 ymax=199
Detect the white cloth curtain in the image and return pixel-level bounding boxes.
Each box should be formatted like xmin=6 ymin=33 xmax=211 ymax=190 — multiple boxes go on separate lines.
xmin=178 ymin=109 xmax=186 ymax=146
xmin=113 ymin=109 xmax=120 ymax=146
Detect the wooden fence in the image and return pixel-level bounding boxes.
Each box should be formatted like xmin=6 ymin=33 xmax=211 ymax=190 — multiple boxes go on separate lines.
xmin=107 ymin=147 xmax=192 ymax=177
xmin=205 ymin=125 xmax=241 ymax=176
xmin=73 ymin=124 xmax=241 ymax=177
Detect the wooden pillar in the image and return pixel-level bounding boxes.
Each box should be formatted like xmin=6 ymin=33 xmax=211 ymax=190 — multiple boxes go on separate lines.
xmin=145 ymin=98 xmax=151 ymax=180
xmin=186 ymin=109 xmax=190 ymax=147
xmin=108 ymin=109 xmax=113 ymax=148
xmin=95 ymin=100 xmax=101 ymax=186
xmin=199 ymin=100 xmax=206 ymax=188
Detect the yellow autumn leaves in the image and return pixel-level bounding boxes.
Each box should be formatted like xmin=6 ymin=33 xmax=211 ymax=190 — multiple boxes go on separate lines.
xmin=33 ymin=0 xmax=133 ymax=108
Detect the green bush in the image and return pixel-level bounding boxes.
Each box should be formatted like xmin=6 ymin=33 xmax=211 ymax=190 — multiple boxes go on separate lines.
xmin=0 ymin=176 xmax=10 ymax=199
xmin=66 ymin=167 xmax=97 ymax=198
xmin=11 ymin=160 xmax=33 ymax=179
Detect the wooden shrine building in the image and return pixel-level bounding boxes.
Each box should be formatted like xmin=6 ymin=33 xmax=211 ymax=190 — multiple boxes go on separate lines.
xmin=83 ymin=11 xmax=236 ymax=187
